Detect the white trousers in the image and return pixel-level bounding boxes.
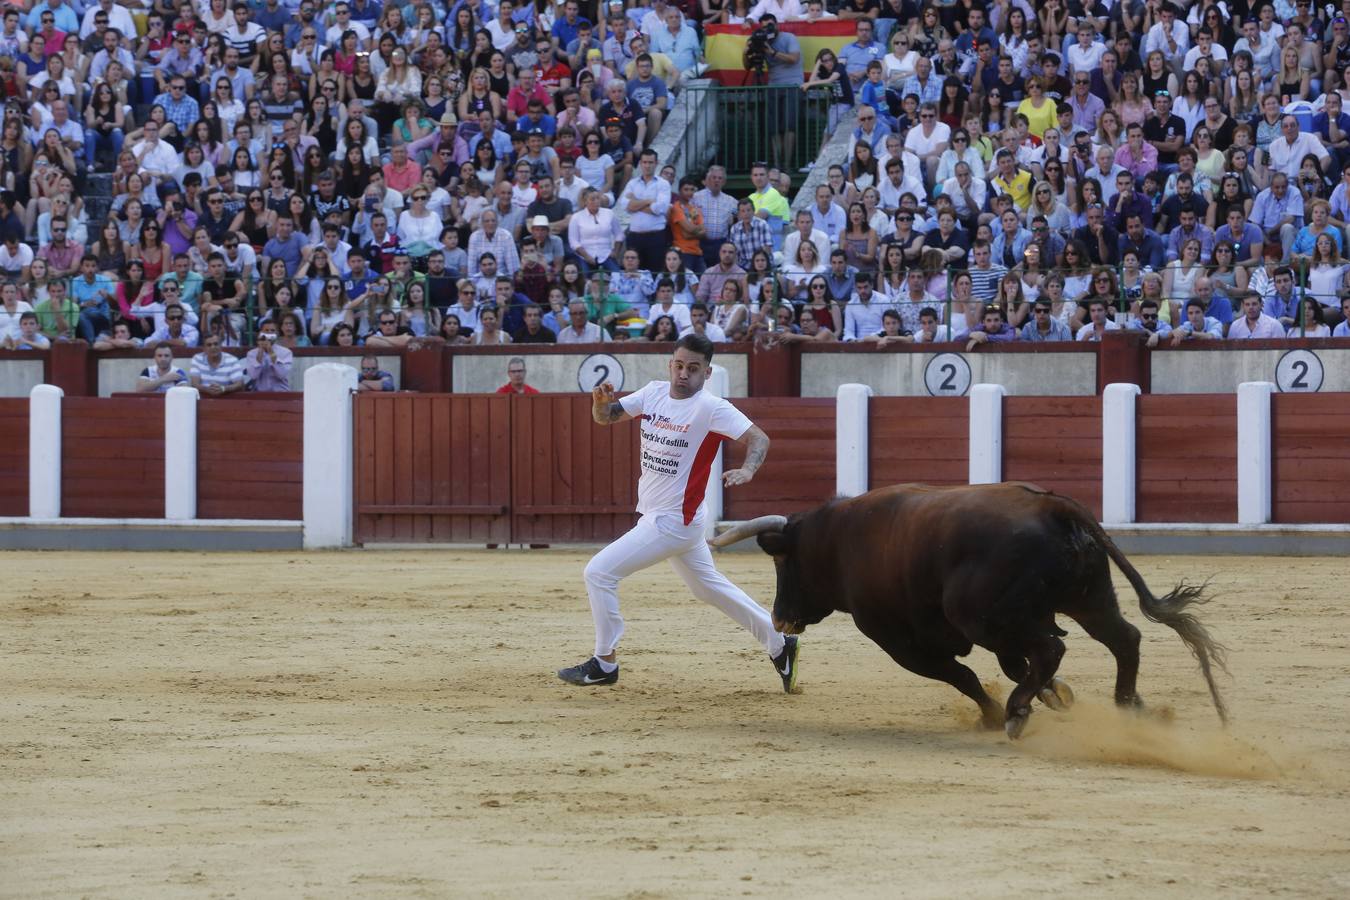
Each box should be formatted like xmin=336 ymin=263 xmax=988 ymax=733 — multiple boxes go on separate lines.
xmin=584 ymin=513 xmax=786 ymax=660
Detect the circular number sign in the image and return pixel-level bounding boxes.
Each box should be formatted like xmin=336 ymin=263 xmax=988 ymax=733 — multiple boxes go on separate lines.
xmin=578 ymin=353 xmax=625 ymax=392
xmin=924 ymin=353 xmax=972 ymax=397
xmin=1275 ymin=349 xmax=1324 ymax=393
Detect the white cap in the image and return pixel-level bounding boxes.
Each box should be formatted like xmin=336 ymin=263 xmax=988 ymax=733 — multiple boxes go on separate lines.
xmin=530 ymin=215 xmax=550 ymax=229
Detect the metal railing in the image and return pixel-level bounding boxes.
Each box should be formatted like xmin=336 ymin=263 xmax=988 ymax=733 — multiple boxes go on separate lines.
xmin=679 ymin=84 xmax=832 ymax=186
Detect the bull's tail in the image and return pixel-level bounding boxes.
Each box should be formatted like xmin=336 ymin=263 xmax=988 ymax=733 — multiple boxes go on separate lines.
xmin=1050 ymin=492 xmax=1229 ymax=725
xmin=1095 ymin=523 xmax=1229 ymax=725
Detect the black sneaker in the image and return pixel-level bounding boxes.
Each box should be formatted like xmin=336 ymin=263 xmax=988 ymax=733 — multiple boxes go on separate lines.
xmin=771 ymin=635 xmax=800 ymax=693
xmin=557 ymin=657 xmax=618 ymax=686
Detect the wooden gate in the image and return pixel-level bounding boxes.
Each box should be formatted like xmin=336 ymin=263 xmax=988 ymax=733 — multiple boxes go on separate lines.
xmin=356 ymin=393 xmax=787 ymax=544
xmin=353 ymin=393 xmax=512 ymax=543
xmin=0 ymin=398 xmax=27 ymax=516
xmin=61 ymin=397 xmax=165 ymax=518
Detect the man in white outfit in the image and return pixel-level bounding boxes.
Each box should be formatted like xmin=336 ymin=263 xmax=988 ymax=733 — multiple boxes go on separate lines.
xmin=558 ymin=335 xmax=800 ymax=690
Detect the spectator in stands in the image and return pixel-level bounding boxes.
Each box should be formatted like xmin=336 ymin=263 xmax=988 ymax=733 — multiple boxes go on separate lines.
xmin=1227 ymin=291 xmax=1287 ymax=339
xmin=513 ymin=303 xmax=557 ymax=344
xmin=1020 ymin=298 xmax=1072 ymax=342
xmin=680 ymin=301 xmax=727 ymax=342
xmin=496 ymin=356 xmax=540 ymax=394
xmin=34 ymin=278 xmax=77 ymax=341
xmin=3 ymin=311 xmax=49 ymax=350
xmin=133 ymin=345 xmax=189 ymax=392
xmin=1129 ymin=298 xmax=1174 ymax=348
xmin=365 ymin=308 xmax=416 ymax=349
xmin=1171 ymin=298 xmax=1226 ymax=344
xmin=841 ymin=272 xmax=884 ymax=341
xmin=1074 ymin=298 xmax=1121 ymax=343
xmin=243 ymin=324 xmax=293 ymax=391
xmin=557 ymin=299 xmax=608 ymax=343
xmin=965 ymin=304 xmax=1016 ymax=349
xmin=190 ymin=333 xmax=247 ymax=395
xmin=357 ymin=354 xmax=395 ymax=392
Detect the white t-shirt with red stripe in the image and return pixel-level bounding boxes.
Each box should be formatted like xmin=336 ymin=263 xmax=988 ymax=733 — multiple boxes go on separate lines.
xmin=620 ymin=381 xmax=753 ymax=525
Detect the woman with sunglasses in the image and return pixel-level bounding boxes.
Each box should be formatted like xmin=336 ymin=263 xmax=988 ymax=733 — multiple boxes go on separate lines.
xmin=800 ymin=274 xmax=842 ymax=333
xmin=309 ymin=50 xmax=344 ymax=103
xmin=229 ymin=190 xmax=270 ymax=252
xmin=1058 ymin=239 xmax=1092 ymax=298
xmin=397 ymin=187 xmax=441 ymax=259
xmin=882 ymin=33 xmax=917 ymax=85
xmin=1015 ymin=76 xmax=1054 ymax=139
xmin=803 ymin=48 xmax=853 ymax=138
xmin=932 ymin=126 xmax=985 ymax=188
xmin=907 ymin=5 xmax=946 ymax=58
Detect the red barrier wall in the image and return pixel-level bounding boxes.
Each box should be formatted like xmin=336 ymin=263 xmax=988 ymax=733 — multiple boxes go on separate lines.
xmin=197 ymin=396 xmax=303 ymax=520
xmin=723 ymin=397 xmax=835 ymax=520
xmin=511 ymin=394 xmax=640 ymax=543
xmin=1003 ymin=396 xmax=1104 ymax=517
xmin=869 ymin=397 xmax=969 ymax=489
xmin=0 ymin=397 xmax=27 ymax=516
xmin=1272 ymin=393 xmax=1350 ymax=524
xmin=1136 ymin=395 xmax=1238 ymax=523
xmin=354 ymin=393 xmax=513 ymax=543
xmin=61 ymin=397 xmax=164 ymax=518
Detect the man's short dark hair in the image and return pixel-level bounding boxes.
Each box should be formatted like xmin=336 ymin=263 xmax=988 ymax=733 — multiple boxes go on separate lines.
xmin=1187 ymin=298 xmax=1207 ymax=312
xmin=676 ymin=333 xmax=715 ymax=362
xmin=919 ymin=306 xmax=938 ymax=320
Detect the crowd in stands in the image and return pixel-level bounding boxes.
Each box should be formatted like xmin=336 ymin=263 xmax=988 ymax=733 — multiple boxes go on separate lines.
xmin=1 ymin=0 xmax=1349 ymax=394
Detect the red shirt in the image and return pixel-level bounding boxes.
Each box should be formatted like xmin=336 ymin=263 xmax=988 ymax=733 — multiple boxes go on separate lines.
xmin=496 ymin=383 xmax=540 ymax=394
xmin=534 ymin=62 xmax=572 ymax=94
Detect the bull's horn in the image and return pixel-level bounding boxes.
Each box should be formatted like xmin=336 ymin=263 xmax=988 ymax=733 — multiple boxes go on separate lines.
xmin=708 ymin=515 xmax=787 ymax=548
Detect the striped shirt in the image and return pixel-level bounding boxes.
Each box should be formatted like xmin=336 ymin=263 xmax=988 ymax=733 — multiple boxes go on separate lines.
xmin=466 ymin=227 xmax=521 ymax=277
xmin=190 ymin=351 xmax=247 ymax=389
xmin=968 ymin=264 xmax=1007 ymax=302
xmin=692 ymin=188 xmax=738 ymax=241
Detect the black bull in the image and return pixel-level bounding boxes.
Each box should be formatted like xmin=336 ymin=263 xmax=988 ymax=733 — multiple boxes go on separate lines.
xmin=711 ymin=483 xmax=1228 ymax=738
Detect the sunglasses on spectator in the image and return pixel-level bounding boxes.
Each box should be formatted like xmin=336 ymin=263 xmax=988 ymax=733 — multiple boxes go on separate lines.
xmin=379 ymin=318 xmax=396 ymax=326
xmin=167 ymin=314 xmax=184 ymax=321
xmin=1141 ymin=313 xmax=1158 ymax=320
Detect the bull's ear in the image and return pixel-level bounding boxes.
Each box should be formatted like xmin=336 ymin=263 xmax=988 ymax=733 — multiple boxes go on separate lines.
xmin=757 ymin=530 xmax=790 ymax=556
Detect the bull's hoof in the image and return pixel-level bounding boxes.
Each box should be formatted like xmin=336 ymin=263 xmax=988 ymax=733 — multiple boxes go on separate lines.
xmin=1037 ymin=677 xmax=1075 ymax=711
xmin=1004 ymin=707 xmax=1031 ymax=740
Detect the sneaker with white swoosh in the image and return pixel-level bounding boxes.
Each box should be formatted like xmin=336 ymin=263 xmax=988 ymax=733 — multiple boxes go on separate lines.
xmin=557 ymin=656 xmax=618 ymax=686
xmin=772 ymin=635 xmax=800 ymax=694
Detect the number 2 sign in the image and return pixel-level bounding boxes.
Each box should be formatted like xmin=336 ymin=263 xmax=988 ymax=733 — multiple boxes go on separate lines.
xmin=924 ymin=353 xmax=972 ymax=397
xmin=578 ymin=353 xmax=625 ymax=392
xmin=1275 ymin=349 xmax=1324 ymax=393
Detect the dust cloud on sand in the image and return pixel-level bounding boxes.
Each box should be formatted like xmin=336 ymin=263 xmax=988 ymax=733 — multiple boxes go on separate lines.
xmin=1014 ymin=700 xmax=1290 ymax=780
xmin=1 ymin=551 xmax=1348 ymax=898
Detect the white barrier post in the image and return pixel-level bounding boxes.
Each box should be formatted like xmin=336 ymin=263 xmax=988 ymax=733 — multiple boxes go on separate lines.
xmin=704 ymin=364 xmax=730 ymax=540
xmin=164 ymin=385 xmax=199 ymax=520
xmin=835 ymin=383 xmax=872 ymax=497
xmin=1237 ymin=381 xmax=1276 ymax=525
xmin=28 ymin=384 xmax=62 ymax=518
xmin=303 ymin=363 xmax=359 ymax=548
xmin=1101 ymin=383 xmax=1141 ymax=524
xmin=968 ymin=383 xmax=1005 ymax=485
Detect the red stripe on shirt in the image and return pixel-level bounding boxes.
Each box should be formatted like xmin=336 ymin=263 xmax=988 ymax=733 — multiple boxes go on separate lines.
xmin=682 ymin=432 xmax=724 ymax=526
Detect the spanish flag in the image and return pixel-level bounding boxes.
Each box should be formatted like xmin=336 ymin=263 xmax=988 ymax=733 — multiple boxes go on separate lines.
xmin=704 ymin=20 xmax=857 ymax=84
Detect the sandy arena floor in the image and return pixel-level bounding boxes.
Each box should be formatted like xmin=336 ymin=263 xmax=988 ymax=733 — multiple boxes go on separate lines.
xmin=1 ymin=550 xmax=1347 ymax=898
